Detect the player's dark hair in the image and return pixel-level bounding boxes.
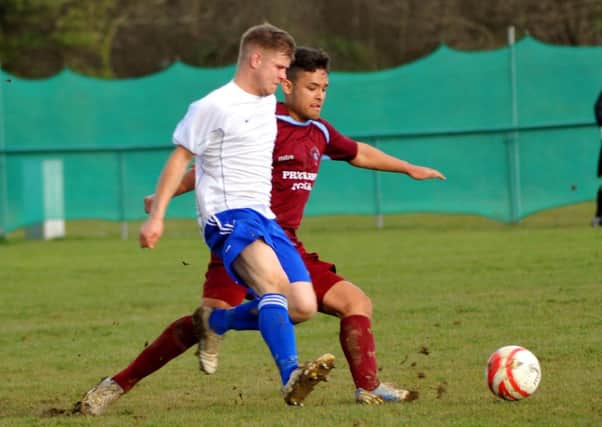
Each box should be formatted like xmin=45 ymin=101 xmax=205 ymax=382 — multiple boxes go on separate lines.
xmin=287 ymin=47 xmax=330 ymax=82
xmin=239 ymin=23 xmax=296 ymax=62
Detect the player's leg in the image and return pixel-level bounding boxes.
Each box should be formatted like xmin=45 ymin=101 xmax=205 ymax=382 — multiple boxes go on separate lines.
xmin=314 ymin=264 xmax=417 ymax=404
xmin=228 ymin=236 xmax=332 ymax=405
xmin=593 ymin=179 xmax=602 ymax=227
xmin=111 ymin=316 xmax=198 ymax=391
xmin=196 ymin=264 xmax=246 ymax=374
xmin=263 ymin=235 xmax=336 ymax=405
xmin=232 ymin=238 xmax=303 ymax=385
xmin=595 ymin=148 xmax=602 ymax=226
xmin=198 ymin=254 xmax=317 ymax=375
xmin=203 ymin=210 xmax=316 ymax=330
xmin=203 ymin=297 xmax=233 ymax=309
xmin=202 ymin=211 xmax=333 ymax=405
xmin=205 ymin=280 xmax=316 ymax=329
xmin=198 ymin=239 xmax=311 ymax=384
xmin=286 ymin=280 xmax=318 ymax=322
xmin=261 ymin=226 xmax=336 ymax=405
xmin=73 ymin=315 xmax=198 ymax=415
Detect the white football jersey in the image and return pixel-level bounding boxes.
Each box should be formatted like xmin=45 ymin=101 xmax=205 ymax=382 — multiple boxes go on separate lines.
xmin=173 ymin=81 xmax=277 ymax=227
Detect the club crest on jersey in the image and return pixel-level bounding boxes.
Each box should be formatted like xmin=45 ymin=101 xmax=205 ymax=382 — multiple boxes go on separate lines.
xmin=310 ymin=146 xmax=320 ymax=166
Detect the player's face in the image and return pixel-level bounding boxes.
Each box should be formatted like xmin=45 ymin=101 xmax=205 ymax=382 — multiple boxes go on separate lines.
xmin=254 ymin=49 xmax=291 ymax=96
xmin=282 ymin=69 xmax=329 ymax=121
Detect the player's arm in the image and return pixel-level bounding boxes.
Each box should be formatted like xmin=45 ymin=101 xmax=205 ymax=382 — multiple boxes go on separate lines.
xmin=349 ymin=142 xmax=446 ymax=180
xmin=144 ymin=166 xmax=196 ymax=214
xmin=139 ymin=145 xmax=193 ymax=248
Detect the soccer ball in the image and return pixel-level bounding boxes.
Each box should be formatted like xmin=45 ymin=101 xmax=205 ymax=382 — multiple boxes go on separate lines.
xmin=486 ymin=345 xmax=541 ymax=400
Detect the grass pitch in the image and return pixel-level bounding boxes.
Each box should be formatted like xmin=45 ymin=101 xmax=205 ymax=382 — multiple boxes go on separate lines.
xmin=1 ymin=203 xmax=601 ymax=426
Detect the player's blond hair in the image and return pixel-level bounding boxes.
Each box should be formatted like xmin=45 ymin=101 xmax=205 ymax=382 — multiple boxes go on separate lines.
xmin=238 ymin=23 xmax=296 ymax=64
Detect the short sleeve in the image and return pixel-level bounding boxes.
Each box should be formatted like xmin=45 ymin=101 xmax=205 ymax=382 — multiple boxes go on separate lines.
xmin=321 ymin=119 xmax=358 ymax=160
xmin=172 ymin=101 xmax=224 ymax=155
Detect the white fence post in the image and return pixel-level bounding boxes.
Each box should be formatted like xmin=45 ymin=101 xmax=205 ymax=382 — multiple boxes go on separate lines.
xmin=24 ymin=158 xmax=65 ymax=240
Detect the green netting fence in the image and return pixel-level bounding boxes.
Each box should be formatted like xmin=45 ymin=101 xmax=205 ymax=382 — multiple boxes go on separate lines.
xmin=1 ymin=37 xmax=601 ymax=235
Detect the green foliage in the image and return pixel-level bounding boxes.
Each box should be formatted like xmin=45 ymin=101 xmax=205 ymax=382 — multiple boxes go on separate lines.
xmin=2 ymin=0 xmax=601 ymax=78
xmin=0 ymin=0 xmax=119 ymax=77
xmin=1 ymin=205 xmax=601 ymax=426
xmin=316 ymin=36 xmax=377 ymax=71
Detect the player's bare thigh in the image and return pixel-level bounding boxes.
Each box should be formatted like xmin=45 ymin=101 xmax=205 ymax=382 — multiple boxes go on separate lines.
xmin=321 ymin=280 xmax=373 ymax=319
xmin=232 ymin=239 xmax=289 ymax=294
xmin=232 ymin=239 xmax=317 ymax=321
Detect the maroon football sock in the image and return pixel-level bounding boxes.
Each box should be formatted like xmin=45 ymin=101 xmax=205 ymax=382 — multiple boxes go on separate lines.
xmin=112 ymin=315 xmax=197 ymax=392
xmin=339 ymin=314 xmax=379 ymax=391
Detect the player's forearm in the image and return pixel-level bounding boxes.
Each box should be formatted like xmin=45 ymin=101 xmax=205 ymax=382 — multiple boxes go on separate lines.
xmin=150 ymin=147 xmax=192 ymax=219
xmin=173 ymin=166 xmax=195 ymax=196
xmin=143 ymin=165 xmax=194 ymax=215
xmin=350 ymin=142 xmax=414 ymax=174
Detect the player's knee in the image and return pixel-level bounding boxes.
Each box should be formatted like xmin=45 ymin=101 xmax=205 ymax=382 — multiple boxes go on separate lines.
xmin=290 ymin=300 xmax=318 ymax=323
xmin=359 ymin=294 xmax=373 ymax=317
xmin=288 ymin=293 xmax=317 ymax=323
xmin=289 ymin=303 xmax=317 ymax=323
xmin=321 ymin=280 xmax=374 ymax=318
xmin=344 ymin=293 xmax=372 ymax=318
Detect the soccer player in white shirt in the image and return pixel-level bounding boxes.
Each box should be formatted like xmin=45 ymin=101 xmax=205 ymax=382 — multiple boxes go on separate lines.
xmin=138 ymin=24 xmax=334 ymax=407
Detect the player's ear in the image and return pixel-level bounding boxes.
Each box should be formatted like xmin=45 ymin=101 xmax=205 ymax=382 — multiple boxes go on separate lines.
xmin=249 ymin=50 xmax=262 ymax=69
xmin=281 ymin=79 xmax=293 ymax=94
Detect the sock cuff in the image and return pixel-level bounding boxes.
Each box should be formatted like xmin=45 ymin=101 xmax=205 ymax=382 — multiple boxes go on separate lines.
xmin=258 ymin=293 xmax=288 ymax=311
xmin=341 ymin=314 xmax=371 ymax=328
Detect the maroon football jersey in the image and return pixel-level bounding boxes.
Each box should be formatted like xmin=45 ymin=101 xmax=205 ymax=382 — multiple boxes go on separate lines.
xmin=271 ymin=103 xmax=358 ymax=233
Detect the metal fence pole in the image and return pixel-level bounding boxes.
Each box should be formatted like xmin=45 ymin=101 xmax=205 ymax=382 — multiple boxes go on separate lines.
xmin=117 ymin=150 xmax=128 ymax=240
xmin=507 ymin=26 xmax=522 ymax=223
xmin=0 ymin=66 xmax=7 ymax=237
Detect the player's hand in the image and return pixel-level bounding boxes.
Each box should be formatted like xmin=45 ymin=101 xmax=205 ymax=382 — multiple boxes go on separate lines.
xmin=408 ymin=166 xmax=446 ymax=181
xmin=143 ymin=194 xmax=155 ymax=214
xmin=139 ymin=217 xmax=164 ymax=248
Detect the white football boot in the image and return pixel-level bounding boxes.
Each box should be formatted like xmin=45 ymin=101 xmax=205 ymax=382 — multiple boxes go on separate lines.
xmin=192 ymin=306 xmax=223 ymax=374
xmin=356 ymin=382 xmax=419 ymax=405
xmin=73 ymin=377 xmax=124 ymax=415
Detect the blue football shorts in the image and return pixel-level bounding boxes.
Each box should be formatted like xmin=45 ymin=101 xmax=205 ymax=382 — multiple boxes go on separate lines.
xmin=204 ymin=208 xmax=310 ymax=287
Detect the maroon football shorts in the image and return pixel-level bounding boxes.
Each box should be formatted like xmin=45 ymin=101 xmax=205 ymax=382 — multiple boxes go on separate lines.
xmin=202 ymin=251 xmax=345 ymax=310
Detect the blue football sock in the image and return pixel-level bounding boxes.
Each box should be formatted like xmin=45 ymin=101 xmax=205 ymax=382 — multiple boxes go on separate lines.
xmin=208 ymin=298 xmax=259 ymax=335
xmin=258 ymin=293 xmax=298 ymax=385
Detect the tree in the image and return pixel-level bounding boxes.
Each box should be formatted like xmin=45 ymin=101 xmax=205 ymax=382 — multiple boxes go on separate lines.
xmin=1 ymin=0 xmax=601 ymax=78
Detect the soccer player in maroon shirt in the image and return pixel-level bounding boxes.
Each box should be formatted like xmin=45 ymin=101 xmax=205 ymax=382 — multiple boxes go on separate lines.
xmin=592 ymin=90 xmax=602 ymax=227
xmin=75 ymin=47 xmax=445 ymax=415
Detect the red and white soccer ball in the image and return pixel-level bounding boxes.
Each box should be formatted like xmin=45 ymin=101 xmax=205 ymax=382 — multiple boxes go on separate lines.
xmin=486 ymin=345 xmax=541 ymax=400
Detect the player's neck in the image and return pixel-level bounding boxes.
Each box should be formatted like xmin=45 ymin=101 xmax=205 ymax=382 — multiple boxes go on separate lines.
xmin=287 ymin=109 xmax=309 ymax=123
xmin=233 ymin=72 xmax=263 ymax=97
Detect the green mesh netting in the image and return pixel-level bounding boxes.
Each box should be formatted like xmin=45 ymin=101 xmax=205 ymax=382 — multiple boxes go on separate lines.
xmin=1 ymin=37 xmax=601 ymax=233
